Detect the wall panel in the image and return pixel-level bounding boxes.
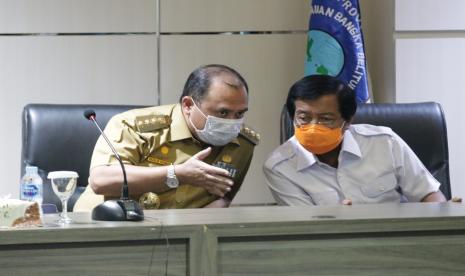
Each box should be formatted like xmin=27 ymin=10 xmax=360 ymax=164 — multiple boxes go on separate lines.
xmin=160 ymin=0 xmax=308 ymax=32
xmin=0 ymin=0 xmax=156 ymax=33
xmin=360 ymin=0 xmax=395 ymax=103
xmin=395 ymin=0 xmax=465 ymax=31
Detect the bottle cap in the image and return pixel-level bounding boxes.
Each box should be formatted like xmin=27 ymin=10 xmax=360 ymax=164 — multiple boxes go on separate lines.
xmin=25 ymin=166 xmax=38 ymax=175
xmin=47 ymin=171 xmax=79 ymax=179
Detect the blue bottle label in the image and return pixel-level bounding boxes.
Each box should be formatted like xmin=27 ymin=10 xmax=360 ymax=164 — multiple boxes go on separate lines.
xmin=23 ymin=184 xmax=39 ymax=197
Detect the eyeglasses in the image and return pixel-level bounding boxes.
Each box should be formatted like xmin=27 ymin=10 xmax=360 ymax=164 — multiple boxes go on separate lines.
xmin=294 ymin=116 xmax=340 ymax=127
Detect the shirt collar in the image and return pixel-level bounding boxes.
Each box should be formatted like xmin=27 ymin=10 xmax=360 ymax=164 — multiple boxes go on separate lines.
xmin=169 ymin=103 xmax=194 ymax=142
xmin=169 ymin=103 xmax=240 ymax=146
xmin=290 ymin=137 xmax=318 ymax=171
xmin=291 ymin=127 xmax=362 ymax=171
xmin=340 ymin=127 xmax=362 ymax=158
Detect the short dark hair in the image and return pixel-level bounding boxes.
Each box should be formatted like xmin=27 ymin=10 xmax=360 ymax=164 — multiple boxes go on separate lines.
xmin=179 ymin=64 xmax=248 ymax=103
xmin=286 ymin=75 xmax=357 ymax=121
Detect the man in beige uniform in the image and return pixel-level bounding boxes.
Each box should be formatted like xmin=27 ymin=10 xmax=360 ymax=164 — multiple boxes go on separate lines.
xmin=75 ymin=64 xmax=259 ymax=210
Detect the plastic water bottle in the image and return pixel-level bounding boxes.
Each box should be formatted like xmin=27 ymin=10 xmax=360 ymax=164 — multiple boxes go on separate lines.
xmin=20 ymin=166 xmax=43 ymax=204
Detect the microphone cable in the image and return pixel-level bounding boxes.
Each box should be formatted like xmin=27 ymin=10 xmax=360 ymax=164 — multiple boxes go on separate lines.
xmin=145 ymin=216 xmax=170 ymax=276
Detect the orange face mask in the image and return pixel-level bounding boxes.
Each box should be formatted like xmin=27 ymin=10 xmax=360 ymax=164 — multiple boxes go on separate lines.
xmin=294 ymin=123 xmax=345 ymax=155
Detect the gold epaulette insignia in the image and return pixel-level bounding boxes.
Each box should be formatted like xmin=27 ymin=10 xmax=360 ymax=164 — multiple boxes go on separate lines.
xmin=239 ymin=125 xmax=260 ymax=145
xmin=135 ymin=115 xmax=172 ymax=132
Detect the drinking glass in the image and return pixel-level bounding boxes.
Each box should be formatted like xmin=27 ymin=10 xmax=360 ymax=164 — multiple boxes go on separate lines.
xmin=47 ymin=171 xmax=79 ymax=224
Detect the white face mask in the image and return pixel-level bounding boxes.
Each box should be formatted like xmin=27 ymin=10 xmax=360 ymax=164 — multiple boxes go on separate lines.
xmin=189 ymin=101 xmax=244 ymax=146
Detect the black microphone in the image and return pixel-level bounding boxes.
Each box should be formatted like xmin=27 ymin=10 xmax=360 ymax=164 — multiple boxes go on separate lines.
xmin=84 ymin=109 xmax=144 ymax=221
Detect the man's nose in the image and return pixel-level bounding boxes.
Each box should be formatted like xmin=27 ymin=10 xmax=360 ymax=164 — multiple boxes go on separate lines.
xmin=224 ymin=112 xmax=242 ymax=120
xmin=309 ymin=118 xmax=320 ymax=124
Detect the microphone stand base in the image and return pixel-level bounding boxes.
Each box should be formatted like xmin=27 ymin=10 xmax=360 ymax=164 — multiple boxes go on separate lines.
xmin=92 ymin=199 xmax=144 ymax=221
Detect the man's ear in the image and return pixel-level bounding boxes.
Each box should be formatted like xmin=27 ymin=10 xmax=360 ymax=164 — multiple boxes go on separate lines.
xmin=181 ymin=96 xmax=194 ymax=114
xmin=343 ymin=118 xmax=353 ymax=130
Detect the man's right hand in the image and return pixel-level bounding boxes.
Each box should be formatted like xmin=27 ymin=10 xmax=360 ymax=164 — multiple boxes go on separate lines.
xmin=175 ymin=147 xmax=234 ymax=197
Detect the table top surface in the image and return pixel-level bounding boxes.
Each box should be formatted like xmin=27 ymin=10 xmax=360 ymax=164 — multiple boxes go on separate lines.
xmin=2 ymin=202 xmax=465 ymax=232
xmin=141 ymin=202 xmax=465 ymax=225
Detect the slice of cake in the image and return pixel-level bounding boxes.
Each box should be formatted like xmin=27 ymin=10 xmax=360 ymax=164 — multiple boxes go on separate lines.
xmin=0 ymin=199 xmax=42 ymax=227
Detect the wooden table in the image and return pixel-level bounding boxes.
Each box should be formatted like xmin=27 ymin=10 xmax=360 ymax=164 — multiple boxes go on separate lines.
xmin=2 ymin=202 xmax=465 ymax=275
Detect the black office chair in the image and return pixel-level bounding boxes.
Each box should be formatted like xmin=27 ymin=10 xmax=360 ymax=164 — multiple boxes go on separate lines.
xmin=280 ymin=102 xmax=451 ymax=200
xmin=21 ymin=104 xmax=147 ymax=211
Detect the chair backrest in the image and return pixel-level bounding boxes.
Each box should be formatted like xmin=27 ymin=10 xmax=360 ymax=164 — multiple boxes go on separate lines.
xmin=21 ymin=104 xmax=147 ymax=211
xmin=280 ymin=102 xmax=451 ymax=200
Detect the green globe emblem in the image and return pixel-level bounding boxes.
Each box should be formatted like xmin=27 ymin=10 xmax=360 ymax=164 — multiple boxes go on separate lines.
xmin=305 ymin=30 xmax=344 ymax=76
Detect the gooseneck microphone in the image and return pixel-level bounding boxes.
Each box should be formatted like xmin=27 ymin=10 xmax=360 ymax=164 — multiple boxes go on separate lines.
xmin=84 ymin=109 xmax=144 ymax=221
xmin=84 ymin=110 xmax=130 ymax=199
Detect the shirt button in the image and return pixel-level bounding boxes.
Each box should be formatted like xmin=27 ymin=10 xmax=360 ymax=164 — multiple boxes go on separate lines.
xmin=379 ymin=186 xmax=385 ymax=191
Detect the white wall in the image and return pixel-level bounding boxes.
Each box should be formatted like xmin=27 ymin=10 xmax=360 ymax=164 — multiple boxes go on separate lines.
xmin=360 ymin=0 xmax=396 ymax=103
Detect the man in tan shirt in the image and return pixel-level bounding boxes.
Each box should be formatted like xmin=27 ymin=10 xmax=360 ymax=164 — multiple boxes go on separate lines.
xmin=75 ymin=64 xmax=259 ymax=210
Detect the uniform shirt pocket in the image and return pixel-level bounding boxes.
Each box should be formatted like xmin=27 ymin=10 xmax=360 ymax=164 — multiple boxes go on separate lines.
xmin=309 ymin=190 xmax=340 ymax=205
xmin=360 ymin=173 xmax=398 ymax=199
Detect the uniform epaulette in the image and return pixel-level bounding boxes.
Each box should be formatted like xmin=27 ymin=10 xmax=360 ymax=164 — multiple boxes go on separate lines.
xmin=352 ymin=124 xmax=394 ymax=137
xmin=135 ymin=114 xmax=172 ymax=132
xmin=239 ymin=125 xmax=260 ymax=145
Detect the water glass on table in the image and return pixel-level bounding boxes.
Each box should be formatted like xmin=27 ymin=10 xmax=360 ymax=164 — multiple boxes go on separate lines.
xmin=47 ymin=171 xmax=79 ymax=224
